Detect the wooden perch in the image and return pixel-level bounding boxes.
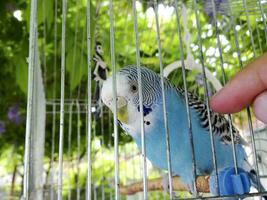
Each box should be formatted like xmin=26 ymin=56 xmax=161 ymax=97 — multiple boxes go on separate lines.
xmin=120 ymin=176 xmax=210 ymax=195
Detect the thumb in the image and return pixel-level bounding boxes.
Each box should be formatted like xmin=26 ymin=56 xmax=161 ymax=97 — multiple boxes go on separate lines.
xmin=253 ymin=90 xmax=267 ymax=124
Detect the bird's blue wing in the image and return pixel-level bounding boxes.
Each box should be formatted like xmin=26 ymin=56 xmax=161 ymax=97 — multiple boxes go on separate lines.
xmin=175 ymin=87 xmax=246 ymax=145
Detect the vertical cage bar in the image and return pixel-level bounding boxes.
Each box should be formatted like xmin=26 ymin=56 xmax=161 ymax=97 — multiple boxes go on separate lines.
xmin=42 ymin=0 xmax=47 ymax=89
xmin=247 ymin=108 xmax=262 ymax=190
xmin=210 ymin=0 xmax=239 ymax=176
xmin=76 ymin=100 xmax=81 ymax=200
xmin=72 ymin=0 xmax=80 ymax=80
xmin=242 ymin=0 xmax=262 ymax=191
xmin=173 ymin=1 xmax=198 ymax=196
xmin=85 ymin=102 xmax=88 ymax=197
xmin=101 ymin=98 xmax=105 ymax=145
xmin=108 ymin=110 xmax=112 ymax=148
xmin=193 ymin=0 xmax=220 ymax=195
xmin=108 ymin=0 xmax=120 ymax=199
xmin=50 ymin=0 xmax=58 ymax=198
xmin=242 ymin=0 xmax=257 ymax=58
xmin=258 ymin=0 xmax=267 ymax=44
xmin=254 ymin=13 xmax=263 ymax=54
xmin=86 ymin=0 xmax=92 ymax=199
xmin=94 ymin=184 xmax=97 ymax=200
xmin=132 ymin=1 xmax=148 ymax=199
xmin=57 ymin=0 xmax=67 ymax=199
xmin=23 ymin=0 xmax=37 ymax=198
xmin=51 ymin=103 xmax=56 ymax=200
xmin=153 ymin=1 xmax=173 ymax=198
xmin=67 ymin=102 xmax=73 ymax=200
xmin=227 ymin=3 xmax=243 ymax=68
xmin=102 ymin=181 xmax=105 ymax=200
xmin=228 ymin=0 xmax=262 ymax=193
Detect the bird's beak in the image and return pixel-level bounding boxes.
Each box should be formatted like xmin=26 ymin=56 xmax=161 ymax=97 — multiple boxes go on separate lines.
xmin=117 ymin=96 xmax=128 ymax=123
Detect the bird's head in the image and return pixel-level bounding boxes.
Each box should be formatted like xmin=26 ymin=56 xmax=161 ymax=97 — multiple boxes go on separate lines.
xmin=101 ymin=66 xmax=162 ymax=125
xmin=95 ymin=41 xmax=104 ymax=55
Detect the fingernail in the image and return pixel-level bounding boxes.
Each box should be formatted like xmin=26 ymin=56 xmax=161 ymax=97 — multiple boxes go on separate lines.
xmin=253 ymin=91 xmax=267 ymax=124
xmin=210 ymin=88 xmax=223 ymax=107
xmin=211 ymin=91 xmax=219 ymax=101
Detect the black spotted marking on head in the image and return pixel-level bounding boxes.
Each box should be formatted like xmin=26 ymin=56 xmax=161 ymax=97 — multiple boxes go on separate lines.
xmin=118 ymin=66 xmax=172 ymax=107
xmin=137 ymin=105 xmax=152 ymax=117
xmin=146 ymin=121 xmax=150 ymax=125
xmin=127 ymin=75 xmax=134 ymax=81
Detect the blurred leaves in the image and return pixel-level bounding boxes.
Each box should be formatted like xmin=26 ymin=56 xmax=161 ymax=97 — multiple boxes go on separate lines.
xmin=15 ymin=55 xmax=28 ymax=94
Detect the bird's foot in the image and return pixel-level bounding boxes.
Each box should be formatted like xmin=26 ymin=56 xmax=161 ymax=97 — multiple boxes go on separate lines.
xmin=93 ymin=105 xmax=102 ymax=120
xmin=162 ymin=173 xmax=171 ymax=193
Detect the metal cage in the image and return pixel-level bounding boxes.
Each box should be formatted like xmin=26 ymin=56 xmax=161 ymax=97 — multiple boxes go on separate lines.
xmin=21 ymin=0 xmax=267 ymax=200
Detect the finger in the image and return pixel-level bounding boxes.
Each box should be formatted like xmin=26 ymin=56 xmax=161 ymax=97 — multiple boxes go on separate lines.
xmin=210 ymin=53 xmax=267 ymax=113
xmin=253 ymin=90 xmax=267 ymax=124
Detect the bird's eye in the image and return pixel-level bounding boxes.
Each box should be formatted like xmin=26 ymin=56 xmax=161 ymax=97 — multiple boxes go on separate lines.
xmin=131 ymin=85 xmax=137 ymax=93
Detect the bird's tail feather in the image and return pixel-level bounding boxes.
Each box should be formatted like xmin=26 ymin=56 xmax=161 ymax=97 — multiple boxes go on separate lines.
xmin=249 ymin=169 xmax=267 ymax=200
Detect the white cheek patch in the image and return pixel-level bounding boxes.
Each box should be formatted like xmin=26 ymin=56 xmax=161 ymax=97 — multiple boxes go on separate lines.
xmin=101 ymin=73 xmax=158 ymax=138
xmin=101 ymin=75 xmax=131 ymax=111
xmin=101 ymin=77 xmax=113 ymax=108
xmin=116 ymin=74 xmax=131 ymax=97
xmin=125 ymin=103 xmax=156 ymax=137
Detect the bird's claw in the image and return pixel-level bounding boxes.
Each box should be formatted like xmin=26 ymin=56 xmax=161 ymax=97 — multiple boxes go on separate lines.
xmin=161 ymin=173 xmax=176 ymax=197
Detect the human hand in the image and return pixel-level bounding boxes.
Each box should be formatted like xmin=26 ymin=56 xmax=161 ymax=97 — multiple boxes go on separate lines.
xmin=210 ymin=53 xmax=267 ymax=124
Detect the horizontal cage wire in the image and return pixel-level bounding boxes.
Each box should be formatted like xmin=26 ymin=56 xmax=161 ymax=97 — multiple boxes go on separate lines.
xmin=1 ymin=0 xmax=267 ymax=200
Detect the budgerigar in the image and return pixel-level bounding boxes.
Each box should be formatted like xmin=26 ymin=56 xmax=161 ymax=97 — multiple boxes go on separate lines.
xmin=101 ymin=66 xmax=265 ymax=197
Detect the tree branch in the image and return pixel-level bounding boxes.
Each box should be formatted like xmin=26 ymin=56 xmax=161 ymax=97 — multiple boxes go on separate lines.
xmin=120 ymin=176 xmax=210 ymax=195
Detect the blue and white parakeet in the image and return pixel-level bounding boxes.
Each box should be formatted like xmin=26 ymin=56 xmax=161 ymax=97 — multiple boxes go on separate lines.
xmin=101 ymin=66 xmax=265 ymax=196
